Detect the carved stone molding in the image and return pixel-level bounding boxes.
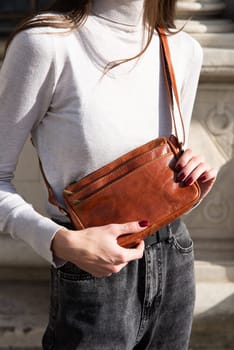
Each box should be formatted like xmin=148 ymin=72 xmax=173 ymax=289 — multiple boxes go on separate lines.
xmin=184 ymin=155 xmax=234 ymax=263
xmin=203 ymin=190 xmax=229 ymax=225
xmin=184 ymin=84 xmax=234 ymax=256
xmin=205 ymin=104 xmax=234 ymax=159
xmin=176 ymin=0 xmax=226 ymax=18
xmin=176 ymin=0 xmax=234 ymax=46
xmin=176 ymin=19 xmax=234 ymax=33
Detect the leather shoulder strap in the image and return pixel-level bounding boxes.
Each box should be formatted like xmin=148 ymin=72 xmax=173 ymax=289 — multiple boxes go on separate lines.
xmin=39 ymin=28 xmax=185 ymax=212
xmin=157 ymin=27 xmax=186 ymax=147
xmin=38 ymin=158 xmax=68 ymax=214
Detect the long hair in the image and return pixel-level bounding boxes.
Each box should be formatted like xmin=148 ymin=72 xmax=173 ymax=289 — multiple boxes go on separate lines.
xmin=5 ymin=0 xmax=177 ymax=68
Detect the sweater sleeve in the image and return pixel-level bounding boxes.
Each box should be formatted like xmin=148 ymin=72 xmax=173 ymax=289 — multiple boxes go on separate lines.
xmin=0 ymin=29 xmax=63 ymax=265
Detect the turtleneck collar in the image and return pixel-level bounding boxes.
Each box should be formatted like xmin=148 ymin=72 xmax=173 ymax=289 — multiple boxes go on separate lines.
xmin=91 ymin=0 xmax=145 ymax=29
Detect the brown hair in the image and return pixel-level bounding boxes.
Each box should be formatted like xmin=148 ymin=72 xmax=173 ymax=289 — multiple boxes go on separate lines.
xmin=5 ymin=0 xmax=177 ymax=68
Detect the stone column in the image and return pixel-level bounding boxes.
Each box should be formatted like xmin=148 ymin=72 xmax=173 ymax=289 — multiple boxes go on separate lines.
xmin=174 ymin=0 xmax=234 ymax=263
xmin=175 ymin=4 xmax=234 ymax=347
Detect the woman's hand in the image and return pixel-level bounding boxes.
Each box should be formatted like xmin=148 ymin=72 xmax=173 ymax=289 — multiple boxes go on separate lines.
xmin=51 ymin=221 xmax=146 ymax=278
xmin=175 ymin=148 xmax=217 ymax=200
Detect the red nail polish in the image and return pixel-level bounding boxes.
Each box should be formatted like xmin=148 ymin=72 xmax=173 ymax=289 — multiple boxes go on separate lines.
xmin=177 ymin=173 xmax=185 ymax=182
xmin=200 ymin=175 xmax=206 ymax=182
xmin=139 ymin=220 xmax=149 ymax=228
xmin=176 ymin=165 xmax=182 ymax=172
xmin=185 ymin=177 xmax=193 ymax=186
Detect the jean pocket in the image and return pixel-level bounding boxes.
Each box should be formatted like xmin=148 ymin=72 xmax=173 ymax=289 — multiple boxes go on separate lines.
xmin=172 ymin=221 xmax=193 ymax=254
xmin=57 ymin=262 xmax=95 ymax=282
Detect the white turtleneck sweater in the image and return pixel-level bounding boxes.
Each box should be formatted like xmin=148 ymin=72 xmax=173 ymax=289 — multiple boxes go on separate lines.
xmin=0 ymin=0 xmax=203 ymax=265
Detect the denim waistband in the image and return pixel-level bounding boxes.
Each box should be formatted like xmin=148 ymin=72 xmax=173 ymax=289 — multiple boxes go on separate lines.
xmin=52 ymin=218 xmax=181 ymax=247
xmin=144 ymin=219 xmax=180 ymax=247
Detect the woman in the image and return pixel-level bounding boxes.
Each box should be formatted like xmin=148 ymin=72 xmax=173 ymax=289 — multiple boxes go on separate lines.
xmin=0 ymin=0 xmax=216 ymax=349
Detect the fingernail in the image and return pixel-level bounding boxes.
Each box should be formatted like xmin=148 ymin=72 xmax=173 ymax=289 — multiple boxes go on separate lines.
xmin=185 ymin=177 xmax=193 ymax=186
xmin=177 ymin=173 xmax=186 ymax=182
xmin=200 ymin=175 xmax=206 ymax=182
xmin=139 ymin=220 xmax=149 ymax=228
xmin=176 ymin=164 xmax=182 ymax=172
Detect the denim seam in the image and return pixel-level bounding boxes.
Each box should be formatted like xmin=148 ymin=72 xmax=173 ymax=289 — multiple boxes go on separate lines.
xmin=135 ymin=249 xmax=151 ymax=343
xmin=172 ymin=236 xmax=194 ymax=254
xmin=135 ymin=244 xmax=163 ymax=345
xmin=58 ymin=270 xmax=95 ymax=281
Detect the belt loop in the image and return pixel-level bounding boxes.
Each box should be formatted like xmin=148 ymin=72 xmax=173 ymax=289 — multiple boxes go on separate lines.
xmin=156 ymin=230 xmax=160 ymax=244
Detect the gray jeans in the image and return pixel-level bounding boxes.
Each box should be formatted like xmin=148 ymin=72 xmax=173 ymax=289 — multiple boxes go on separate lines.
xmin=42 ymin=219 xmax=195 ymax=350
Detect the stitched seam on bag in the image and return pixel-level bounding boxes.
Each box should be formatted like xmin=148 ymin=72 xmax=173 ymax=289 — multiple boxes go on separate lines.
xmin=70 ymin=173 xmax=200 ymax=230
xmin=67 ymin=138 xmax=169 ymax=191
xmin=71 ymin=151 xmax=174 ymax=202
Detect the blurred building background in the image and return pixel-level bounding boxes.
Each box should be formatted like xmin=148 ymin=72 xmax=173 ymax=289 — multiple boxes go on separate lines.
xmin=0 ymin=1 xmax=233 ymax=349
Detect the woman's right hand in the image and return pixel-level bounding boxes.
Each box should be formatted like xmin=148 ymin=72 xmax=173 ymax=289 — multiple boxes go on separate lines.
xmin=51 ymin=221 xmax=146 ymax=278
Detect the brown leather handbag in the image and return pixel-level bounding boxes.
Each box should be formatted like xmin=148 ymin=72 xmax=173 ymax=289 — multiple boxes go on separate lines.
xmin=43 ymin=28 xmax=201 ymax=248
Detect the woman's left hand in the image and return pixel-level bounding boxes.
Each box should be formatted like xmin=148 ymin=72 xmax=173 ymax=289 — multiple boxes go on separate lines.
xmin=175 ymin=148 xmax=217 ymax=200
